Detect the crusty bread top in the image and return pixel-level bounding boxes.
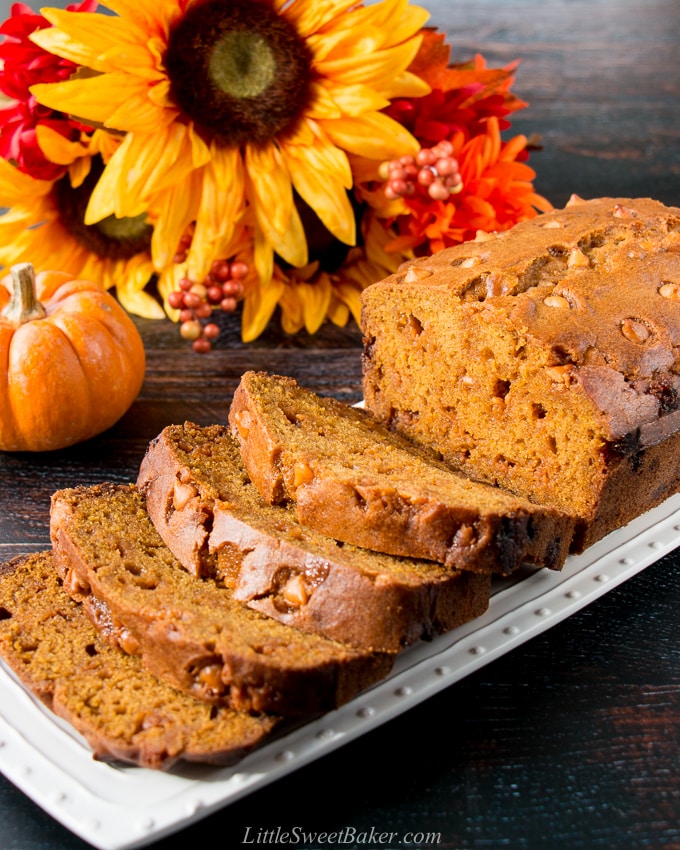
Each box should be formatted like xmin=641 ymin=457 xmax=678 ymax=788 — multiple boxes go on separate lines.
xmin=361 ymin=196 xmax=680 ymax=448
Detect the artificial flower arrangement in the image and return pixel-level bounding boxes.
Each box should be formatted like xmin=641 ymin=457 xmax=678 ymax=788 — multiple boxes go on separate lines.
xmin=0 ymin=0 xmax=551 ymax=351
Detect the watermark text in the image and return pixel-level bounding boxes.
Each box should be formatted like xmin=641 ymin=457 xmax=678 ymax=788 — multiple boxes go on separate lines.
xmin=242 ymin=825 xmax=442 ymax=846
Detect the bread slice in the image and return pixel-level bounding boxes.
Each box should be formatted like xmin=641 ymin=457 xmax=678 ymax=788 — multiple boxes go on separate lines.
xmin=137 ymin=423 xmax=490 ymax=652
xmin=50 ymin=483 xmax=393 ymax=716
xmin=228 ymin=371 xmax=575 ymax=575
xmin=0 ymin=552 xmax=278 ymax=770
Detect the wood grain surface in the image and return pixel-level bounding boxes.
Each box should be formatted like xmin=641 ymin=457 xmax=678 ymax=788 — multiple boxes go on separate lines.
xmin=1 ymin=1 xmax=678 ymax=848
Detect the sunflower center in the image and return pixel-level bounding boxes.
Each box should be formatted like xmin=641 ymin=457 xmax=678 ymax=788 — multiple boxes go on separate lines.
xmin=54 ymin=158 xmax=152 ymax=260
xmin=165 ymin=0 xmax=314 ymax=147
xmin=209 ymin=32 xmax=276 ymax=98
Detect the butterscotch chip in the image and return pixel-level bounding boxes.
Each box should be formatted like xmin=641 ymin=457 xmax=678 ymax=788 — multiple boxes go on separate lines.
xmin=543 ymin=295 xmax=570 ymax=309
xmin=659 ymin=282 xmax=680 ymax=301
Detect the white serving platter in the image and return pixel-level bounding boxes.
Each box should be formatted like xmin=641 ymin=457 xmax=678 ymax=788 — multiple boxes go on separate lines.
xmin=1 ymin=492 xmax=679 ymax=850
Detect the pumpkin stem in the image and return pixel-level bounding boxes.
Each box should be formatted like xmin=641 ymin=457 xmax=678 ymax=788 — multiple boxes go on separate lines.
xmin=2 ymin=263 xmax=47 ymax=325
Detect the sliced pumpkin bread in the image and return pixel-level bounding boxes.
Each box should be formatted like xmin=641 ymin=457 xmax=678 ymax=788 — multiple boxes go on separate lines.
xmin=0 ymin=552 xmax=279 ymax=770
xmin=228 ymin=371 xmax=576 ymax=575
xmin=137 ymin=423 xmax=490 ymax=652
xmin=50 ymin=483 xmax=393 ymax=716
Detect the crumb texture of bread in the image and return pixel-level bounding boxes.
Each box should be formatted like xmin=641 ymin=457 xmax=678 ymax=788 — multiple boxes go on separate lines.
xmin=137 ymin=423 xmax=491 ymax=652
xmin=0 ymin=553 xmax=278 ymax=770
xmin=228 ymin=370 xmax=575 ymax=574
xmin=49 ymin=483 xmax=394 ymax=716
xmin=361 ymin=197 xmax=680 ymax=550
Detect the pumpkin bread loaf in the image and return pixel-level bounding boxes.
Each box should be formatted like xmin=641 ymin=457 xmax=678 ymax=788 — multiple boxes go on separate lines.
xmin=50 ymin=483 xmax=393 ymax=716
xmin=229 ymin=371 xmax=575 ymax=575
xmin=137 ymin=423 xmax=490 ymax=652
xmin=361 ymin=196 xmax=680 ymax=551
xmin=0 ymin=552 xmax=279 ymax=770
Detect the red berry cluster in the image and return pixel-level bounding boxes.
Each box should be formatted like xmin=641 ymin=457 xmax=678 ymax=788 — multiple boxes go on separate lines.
xmin=167 ymin=259 xmax=248 ymax=353
xmin=379 ymin=140 xmax=462 ymax=201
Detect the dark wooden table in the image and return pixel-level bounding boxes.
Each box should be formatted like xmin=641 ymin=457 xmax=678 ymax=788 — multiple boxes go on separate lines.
xmin=2 ymin=1 xmax=679 ymax=848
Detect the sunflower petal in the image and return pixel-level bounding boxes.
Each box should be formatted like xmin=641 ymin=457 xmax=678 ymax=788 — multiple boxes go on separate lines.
xmin=86 ymin=125 xmax=209 ymax=223
xmin=35 ymin=9 xmax=148 ymax=66
xmin=252 ymin=226 xmax=274 ymax=297
xmin=31 ymin=74 xmax=166 ymax=133
xmin=321 ymin=111 xmax=419 ymax=160
xmin=35 ymin=125 xmax=89 ymax=166
xmin=272 ymin=205 xmax=308 ymax=269
xmin=0 ymin=157 xmax=51 ymax=204
xmin=245 ymin=144 xmax=308 ymax=268
xmin=284 ymin=123 xmax=353 ymax=187
xmin=68 ymin=156 xmax=93 ymax=189
xmin=105 ymin=87 xmax=175 ymax=134
xmin=101 ymin=0 xmax=182 ymax=38
xmin=380 ymin=70 xmax=431 ymax=99
xmin=96 ymin=43 xmax=165 ymax=78
xmin=359 ymin=0 xmax=430 ymax=47
xmin=307 ymin=81 xmax=343 ymax=120
xmin=283 ymin=145 xmax=356 ymax=246
xmin=116 ymin=281 xmax=166 ymax=320
xmin=317 ymin=82 xmax=390 ymax=117
xmin=299 ymin=276 xmax=332 ymax=334
xmin=29 ymin=24 xmax=104 ymax=67
xmin=331 ymin=280 xmax=363 ymax=326
xmin=150 ymin=173 xmax=202 ymax=271
xmin=326 ymin=294 xmax=349 ymax=327
xmin=277 ymin=0 xmax=360 ymax=39
xmin=315 ymin=39 xmax=424 ymax=89
xmin=189 ymin=147 xmax=245 ymax=279
xmin=244 ymin=144 xmax=293 ymax=238
xmin=241 ymin=271 xmax=285 ymax=343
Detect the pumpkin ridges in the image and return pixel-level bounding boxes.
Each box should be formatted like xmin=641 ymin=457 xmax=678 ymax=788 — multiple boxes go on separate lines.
xmin=45 ymin=280 xmax=146 ymax=372
xmin=48 ymin=309 xmax=143 ymax=423
xmin=6 ymin=319 xmax=92 ymax=452
xmin=34 ymin=270 xmax=74 ymax=302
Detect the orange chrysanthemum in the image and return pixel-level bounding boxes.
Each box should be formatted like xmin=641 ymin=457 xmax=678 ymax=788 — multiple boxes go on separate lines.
xmin=372 ymin=31 xmax=552 ymax=254
xmin=386 ymin=116 xmax=552 ymax=255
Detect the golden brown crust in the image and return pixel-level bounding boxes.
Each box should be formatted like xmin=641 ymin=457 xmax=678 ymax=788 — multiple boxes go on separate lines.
xmin=228 ymin=371 xmax=575 ymax=574
xmin=361 ymin=196 xmax=680 ymax=549
xmin=137 ymin=422 xmax=491 ymax=651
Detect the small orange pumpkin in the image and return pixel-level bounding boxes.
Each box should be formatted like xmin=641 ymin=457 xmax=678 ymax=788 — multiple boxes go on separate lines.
xmin=0 ymin=263 xmax=146 ymax=452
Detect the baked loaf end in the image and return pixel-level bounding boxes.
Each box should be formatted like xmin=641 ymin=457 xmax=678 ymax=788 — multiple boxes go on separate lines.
xmin=229 ymin=370 xmax=575 ymax=574
xmin=361 ymin=196 xmax=680 ymax=550
xmin=0 ymin=553 xmax=278 ymax=770
xmin=137 ymin=423 xmax=490 ymax=652
xmin=50 ymin=483 xmax=393 ymax=716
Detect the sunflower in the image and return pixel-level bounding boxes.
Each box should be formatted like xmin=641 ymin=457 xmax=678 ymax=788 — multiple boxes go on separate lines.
xmin=29 ymin=0 xmax=431 ymax=317
xmin=0 ymin=129 xmax=168 ymax=318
